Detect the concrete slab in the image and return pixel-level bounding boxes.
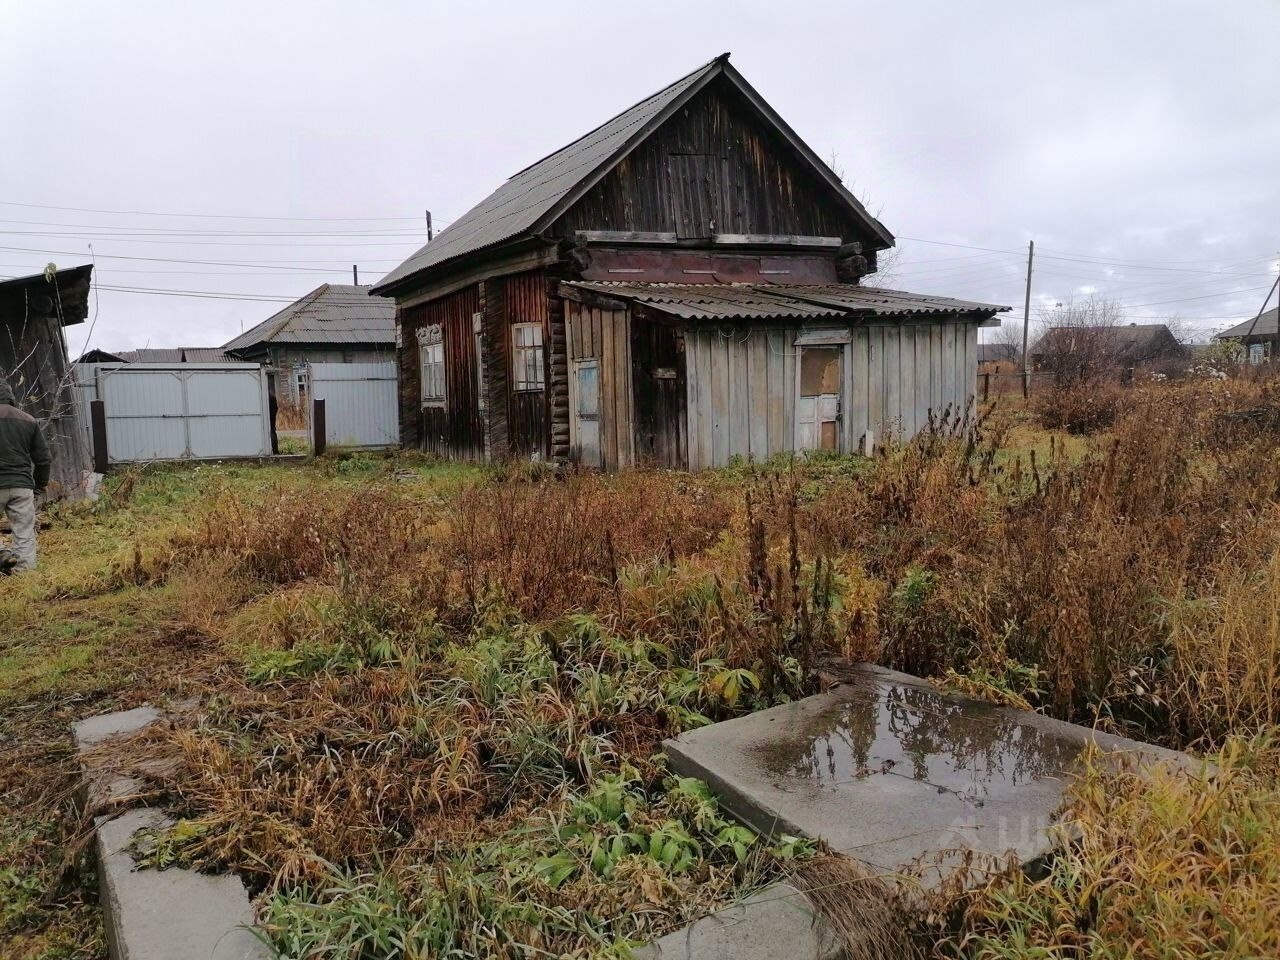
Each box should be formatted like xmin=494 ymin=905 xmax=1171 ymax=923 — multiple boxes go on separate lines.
xmin=98 ymin=808 xmax=270 ymax=960
xmin=73 ymin=706 xmax=162 ymax=749
xmin=665 ymin=664 xmax=1194 ymax=887
xmin=634 ymin=883 xmax=841 ymax=960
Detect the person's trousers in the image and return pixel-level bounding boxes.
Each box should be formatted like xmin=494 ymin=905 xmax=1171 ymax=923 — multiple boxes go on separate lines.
xmin=0 ymin=488 xmax=37 ymax=571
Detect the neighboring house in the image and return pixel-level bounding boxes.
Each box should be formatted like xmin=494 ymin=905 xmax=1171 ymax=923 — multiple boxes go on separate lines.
xmin=977 ymin=343 xmax=1018 ymax=373
xmin=0 ymin=266 xmax=93 ymax=495
xmin=1031 ymin=323 xmax=1186 ymax=378
xmin=371 ymin=53 xmax=1008 ymax=469
xmin=76 ymin=347 xmax=233 ymax=364
xmin=223 ymin=283 xmax=395 ymax=405
xmin=1214 ymin=307 xmax=1278 ymax=363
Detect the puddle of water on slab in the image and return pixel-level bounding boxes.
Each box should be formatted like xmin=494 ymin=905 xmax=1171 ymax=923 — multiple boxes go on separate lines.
xmin=756 ymin=681 xmax=1084 ymax=807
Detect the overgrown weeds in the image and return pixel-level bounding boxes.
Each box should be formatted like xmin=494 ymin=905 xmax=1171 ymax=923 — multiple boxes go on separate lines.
xmin=939 ymin=732 xmax=1280 ymax=959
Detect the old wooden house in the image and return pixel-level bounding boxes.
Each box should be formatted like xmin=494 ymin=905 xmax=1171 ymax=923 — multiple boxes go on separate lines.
xmin=0 ymin=265 xmax=93 ymax=495
xmin=372 ymin=54 xmax=1007 ymax=469
xmin=224 ymin=284 xmax=395 ymax=406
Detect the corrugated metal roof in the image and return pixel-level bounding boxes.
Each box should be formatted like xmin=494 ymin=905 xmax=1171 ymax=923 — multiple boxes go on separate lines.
xmin=373 ymin=58 xmax=721 ymax=293
xmin=1216 ymin=307 xmax=1278 ymax=340
xmin=222 ymin=283 xmax=394 ymax=352
xmin=564 ymin=282 xmax=1008 ymax=322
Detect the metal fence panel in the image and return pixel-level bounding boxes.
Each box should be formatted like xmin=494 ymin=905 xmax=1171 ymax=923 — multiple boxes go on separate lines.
xmin=74 ymin=362 xmax=271 ymax=462
xmin=308 ymin=362 xmax=399 ymax=448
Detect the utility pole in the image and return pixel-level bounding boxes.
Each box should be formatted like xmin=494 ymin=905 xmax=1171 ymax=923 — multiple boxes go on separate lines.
xmin=352 ymin=264 xmax=358 ymax=285
xmin=1020 ymin=239 xmax=1035 ymax=399
xmin=425 ymin=210 xmax=434 ymax=241
xmin=1246 ymin=265 xmax=1280 ymax=363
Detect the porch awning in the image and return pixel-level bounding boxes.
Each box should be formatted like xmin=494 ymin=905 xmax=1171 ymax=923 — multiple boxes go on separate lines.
xmin=560 ymin=281 xmax=1009 ymax=323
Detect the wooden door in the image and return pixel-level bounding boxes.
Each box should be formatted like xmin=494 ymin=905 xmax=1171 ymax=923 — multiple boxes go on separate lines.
xmin=573 ymin=359 xmax=602 ymax=468
xmin=796 ymin=346 xmax=843 ymax=452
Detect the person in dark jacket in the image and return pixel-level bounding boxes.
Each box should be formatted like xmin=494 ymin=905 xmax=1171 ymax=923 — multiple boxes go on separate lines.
xmin=0 ymin=377 xmax=51 ymax=573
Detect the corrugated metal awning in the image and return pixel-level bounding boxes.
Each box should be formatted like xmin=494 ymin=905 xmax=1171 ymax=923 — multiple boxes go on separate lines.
xmin=562 ymin=281 xmax=1009 ymax=322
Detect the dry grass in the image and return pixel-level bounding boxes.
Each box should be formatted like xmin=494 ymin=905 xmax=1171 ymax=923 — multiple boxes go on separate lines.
xmin=940 ymin=734 xmax=1280 ymax=959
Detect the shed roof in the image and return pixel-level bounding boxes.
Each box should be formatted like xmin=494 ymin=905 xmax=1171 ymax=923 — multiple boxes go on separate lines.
xmin=0 ymin=265 xmax=94 ymax=325
xmin=222 ymin=283 xmax=394 ymax=353
xmin=1216 ymin=307 xmax=1278 ymax=340
xmin=373 ymin=54 xmax=893 ymax=295
xmin=563 ymin=281 xmax=1008 ymax=323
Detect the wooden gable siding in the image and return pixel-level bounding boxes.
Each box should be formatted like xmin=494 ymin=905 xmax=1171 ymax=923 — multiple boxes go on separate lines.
xmin=682 ymin=319 xmax=981 ymax=470
xmin=565 ymin=301 xmax=634 ymax=470
xmin=397 ymin=284 xmax=483 ymax=459
xmin=554 ymin=77 xmax=863 ymax=241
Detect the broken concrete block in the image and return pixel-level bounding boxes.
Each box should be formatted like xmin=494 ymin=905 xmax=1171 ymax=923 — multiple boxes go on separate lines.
xmin=665 ymin=664 xmax=1194 ymax=889
xmin=72 ymin=706 xmax=163 ymax=750
xmin=97 ymin=808 xmax=270 ymax=960
xmin=634 ymin=882 xmax=841 ymax=960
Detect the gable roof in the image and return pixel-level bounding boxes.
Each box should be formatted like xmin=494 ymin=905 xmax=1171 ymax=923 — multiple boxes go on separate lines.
xmin=1216 ymin=306 xmax=1278 ymax=340
xmin=373 ymin=54 xmax=893 ymax=296
xmin=222 ymin=283 xmax=394 ymax=353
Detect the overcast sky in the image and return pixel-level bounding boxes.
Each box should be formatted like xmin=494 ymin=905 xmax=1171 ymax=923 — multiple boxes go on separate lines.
xmin=2 ymin=1 xmax=1277 ymax=352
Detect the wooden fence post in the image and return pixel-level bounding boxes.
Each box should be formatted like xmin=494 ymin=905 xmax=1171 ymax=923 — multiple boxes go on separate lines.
xmin=90 ymin=399 xmax=109 ymax=474
xmin=982 ymin=372 xmax=990 ymax=402
xmin=312 ymin=397 xmax=326 ymax=456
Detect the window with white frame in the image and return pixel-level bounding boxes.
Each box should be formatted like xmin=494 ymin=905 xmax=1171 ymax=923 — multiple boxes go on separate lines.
xmin=512 ymin=322 xmax=545 ymax=392
xmin=417 ymin=324 xmax=445 ymax=404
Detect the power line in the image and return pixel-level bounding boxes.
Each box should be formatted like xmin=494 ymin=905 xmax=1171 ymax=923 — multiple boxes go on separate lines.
xmin=0 ymin=198 xmax=444 ymax=223
xmin=0 ymin=245 xmax=402 ymax=270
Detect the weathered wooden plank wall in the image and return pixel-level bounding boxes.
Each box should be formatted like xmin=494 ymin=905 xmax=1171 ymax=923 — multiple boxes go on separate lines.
xmin=683 ymin=326 xmax=798 ymax=470
xmin=683 ymin=319 xmax=983 ymax=468
xmin=565 ymin=302 xmax=634 ymax=470
xmin=397 ymin=284 xmax=483 ymax=459
xmin=500 ymin=271 xmax=550 ymax=458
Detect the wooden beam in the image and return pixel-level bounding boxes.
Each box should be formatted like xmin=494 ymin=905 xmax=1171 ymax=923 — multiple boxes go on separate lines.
xmin=389 ymin=243 xmax=562 ymax=309
xmin=575 ymin=230 xmax=679 ymax=245
xmin=312 ymin=398 xmax=326 ymax=455
xmin=714 ymin=234 xmax=842 ymax=248
xmin=90 ymin=399 xmax=108 ymax=474
xmin=556 ymin=283 xmax=631 ymax=311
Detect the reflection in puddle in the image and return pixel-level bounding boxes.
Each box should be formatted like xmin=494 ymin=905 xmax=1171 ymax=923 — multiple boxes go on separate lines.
xmin=757 ymin=681 xmax=1083 ymax=807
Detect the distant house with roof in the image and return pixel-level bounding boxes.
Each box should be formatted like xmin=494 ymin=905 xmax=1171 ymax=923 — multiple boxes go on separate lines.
xmin=1031 ymin=323 xmax=1185 ymax=381
xmin=977 ymin=343 xmax=1018 ymax=373
xmin=222 ymin=283 xmax=395 ymax=405
xmin=371 ymin=53 xmax=1007 ymax=468
xmin=1214 ymin=307 xmax=1278 ymax=362
xmin=76 ymin=346 xmax=234 ymax=364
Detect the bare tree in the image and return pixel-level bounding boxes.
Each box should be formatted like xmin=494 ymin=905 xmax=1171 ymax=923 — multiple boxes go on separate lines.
xmin=1031 ymin=294 xmax=1127 ymax=386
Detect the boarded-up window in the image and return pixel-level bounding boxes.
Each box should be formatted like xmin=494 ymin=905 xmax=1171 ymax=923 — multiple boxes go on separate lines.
xmin=512 ymin=322 xmax=545 ymax=392
xmin=668 ymin=154 xmax=720 ymax=239
xmin=418 ymin=324 xmax=445 ymax=403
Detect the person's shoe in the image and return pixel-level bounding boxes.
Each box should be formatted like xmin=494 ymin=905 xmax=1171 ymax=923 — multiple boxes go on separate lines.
xmin=0 ymin=549 xmax=19 ymax=575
